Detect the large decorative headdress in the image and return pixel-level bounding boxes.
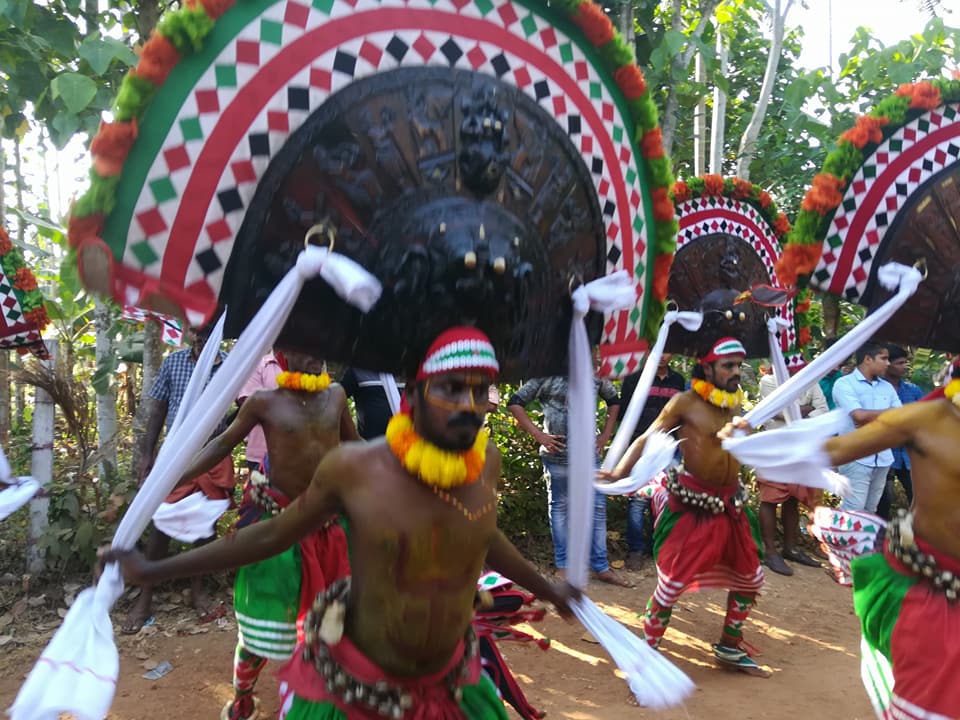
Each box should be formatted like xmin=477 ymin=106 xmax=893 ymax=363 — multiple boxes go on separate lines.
xmin=667 ymin=175 xmax=795 ymax=358
xmin=779 ymin=78 xmax=960 ymax=351
xmin=66 ymin=0 xmax=677 ymax=380
xmin=0 ymin=225 xmax=50 ymax=359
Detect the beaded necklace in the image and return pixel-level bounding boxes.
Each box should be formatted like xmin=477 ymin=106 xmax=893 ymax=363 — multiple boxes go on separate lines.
xmin=691 ymin=378 xmax=744 ymax=409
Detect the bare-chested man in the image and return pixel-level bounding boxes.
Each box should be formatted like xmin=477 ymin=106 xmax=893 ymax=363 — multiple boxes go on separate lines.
xmin=176 ymin=349 xmax=359 ymax=720
xmin=102 ymin=327 xmax=574 ymax=719
xmin=603 ymin=337 xmax=768 ymax=676
xmin=723 ymin=374 xmax=960 ymax=717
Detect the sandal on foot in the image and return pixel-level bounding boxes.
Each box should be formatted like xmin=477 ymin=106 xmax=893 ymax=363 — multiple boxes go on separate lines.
xmin=120 ymin=614 xmax=153 ymax=635
xmin=712 ymin=644 xmax=771 ymax=677
xmin=221 ymin=695 xmax=260 ymax=720
xmin=784 ymin=549 xmax=822 ymax=567
xmin=764 ymin=554 xmax=794 ymax=576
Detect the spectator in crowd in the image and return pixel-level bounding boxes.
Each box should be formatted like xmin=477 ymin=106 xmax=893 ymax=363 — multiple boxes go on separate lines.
xmin=875 ymin=344 xmax=924 ymax=519
xmin=237 ymin=349 xmax=285 ymax=472
xmin=508 ymin=377 xmax=631 ymax=587
xmin=340 ymin=369 xmax=403 ymax=439
xmin=831 ymin=341 xmax=901 ymax=512
xmin=755 ymin=358 xmax=829 ymax=575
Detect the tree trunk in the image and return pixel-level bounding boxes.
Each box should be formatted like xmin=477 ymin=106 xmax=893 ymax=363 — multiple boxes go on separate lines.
xmin=617 ymin=1 xmax=635 ymax=49
xmin=822 ymin=294 xmax=840 ymax=339
xmin=15 ymin=355 xmax=25 ymax=430
xmin=734 ymin=0 xmax=795 ymax=179
xmin=709 ymin=32 xmax=729 ymax=174
xmin=132 ymin=319 xmax=163 ymax=472
xmin=0 ymin=353 xmax=9 ymax=442
xmin=693 ymin=52 xmax=707 ymax=176
xmin=659 ymin=0 xmax=723 ymax=157
xmin=94 ymin=297 xmax=118 ymax=480
xmin=27 ymin=340 xmax=57 ymax=575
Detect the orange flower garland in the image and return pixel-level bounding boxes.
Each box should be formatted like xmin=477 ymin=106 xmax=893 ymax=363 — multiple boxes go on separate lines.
xmin=276 ymin=371 xmax=331 ymax=392
xmin=385 ymin=413 xmax=488 ymax=489
xmin=800 ymin=173 xmax=845 ymax=215
xmin=703 ymin=174 xmax=726 ymax=196
xmin=613 ymin=65 xmax=646 ymax=100
xmin=572 ymin=1 xmax=615 ymax=47
xmin=14 ymin=268 xmax=38 ymax=292
xmin=839 ymin=115 xmax=888 ymax=149
xmin=896 ymin=80 xmax=941 ymax=111
xmin=0 ymin=227 xmax=11 ymax=255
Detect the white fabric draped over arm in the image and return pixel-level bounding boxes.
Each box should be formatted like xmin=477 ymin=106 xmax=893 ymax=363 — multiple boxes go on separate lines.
xmin=0 ymin=443 xmax=39 ymax=522
xmin=11 ymin=245 xmax=382 ymax=720
xmin=743 ymin=263 xmax=922 ymax=429
xmin=766 ymin=316 xmax=800 ymax=424
xmin=722 ymin=410 xmax=852 ymax=496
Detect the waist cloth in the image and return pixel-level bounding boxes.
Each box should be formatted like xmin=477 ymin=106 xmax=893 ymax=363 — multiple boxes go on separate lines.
xmin=649 ymin=469 xmax=764 ymax=606
xmin=234 ymin=476 xmax=350 ymax=660
xmin=853 ymin=535 xmax=960 ymax=719
xmin=277 ymin=578 xmax=507 ymax=720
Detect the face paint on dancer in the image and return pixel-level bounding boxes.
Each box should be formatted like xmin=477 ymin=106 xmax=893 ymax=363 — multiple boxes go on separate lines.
xmin=700 ymin=337 xmax=747 ymax=393
xmin=405 ymin=327 xmax=499 ymax=452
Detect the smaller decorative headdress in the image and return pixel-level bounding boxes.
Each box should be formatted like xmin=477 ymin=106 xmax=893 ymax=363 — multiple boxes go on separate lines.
xmin=416 ymin=327 xmax=499 ymax=381
xmin=700 ymin=337 xmax=747 ymax=364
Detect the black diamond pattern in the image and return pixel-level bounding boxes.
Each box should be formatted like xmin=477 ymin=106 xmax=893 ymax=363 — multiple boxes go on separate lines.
xmin=490 ymin=53 xmax=510 ymax=77
xmin=568 ymin=115 xmax=581 ymax=135
xmin=948 ymin=143 xmax=960 ymax=157
xmin=385 ymin=36 xmax=408 ymax=61
xmin=922 ymin=159 xmax=934 ymax=172
xmin=845 ymin=287 xmax=859 ymax=300
xmin=288 ymin=87 xmax=309 ymax=111
xmin=533 ymin=80 xmax=550 ymax=100
xmin=591 ymin=157 xmax=603 ymax=174
xmin=333 ymin=50 xmax=357 ymax=75
xmin=249 ymin=133 xmax=270 ymax=156
xmin=196 ymin=248 xmax=222 ymax=274
xmin=875 ymin=211 xmax=889 ymax=227
xmin=218 ymin=188 xmax=243 ymax=214
xmin=603 ymin=200 xmax=615 ymax=217
xmin=895 ymin=182 xmax=908 ymax=196
xmin=440 ymin=38 xmax=463 ymax=65
xmin=858 ymin=248 xmax=873 ymax=262
xmin=607 ymin=245 xmax=622 ymax=265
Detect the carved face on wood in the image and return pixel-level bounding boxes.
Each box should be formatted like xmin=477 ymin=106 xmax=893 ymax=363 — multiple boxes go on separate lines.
xmin=222 ymin=67 xmax=605 ymax=379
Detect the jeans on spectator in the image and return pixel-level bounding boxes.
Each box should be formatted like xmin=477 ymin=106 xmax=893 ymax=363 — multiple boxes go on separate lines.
xmin=627 ymin=494 xmax=652 ymax=554
xmin=838 ymin=461 xmax=890 ymax=513
xmin=543 ymin=459 xmax=609 ymax=572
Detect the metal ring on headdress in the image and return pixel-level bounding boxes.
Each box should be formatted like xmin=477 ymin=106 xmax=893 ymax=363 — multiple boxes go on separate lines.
xmin=912 ymin=257 xmax=928 ymax=281
xmin=567 ymin=272 xmax=584 ymax=295
xmin=304 ymin=222 xmax=336 ymax=254
xmin=665 ymin=299 xmax=679 ymax=313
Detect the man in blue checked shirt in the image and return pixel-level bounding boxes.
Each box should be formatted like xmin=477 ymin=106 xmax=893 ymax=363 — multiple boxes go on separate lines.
xmin=831 ymin=341 xmax=901 ymax=512
xmin=875 ymin=344 xmax=925 ymax=519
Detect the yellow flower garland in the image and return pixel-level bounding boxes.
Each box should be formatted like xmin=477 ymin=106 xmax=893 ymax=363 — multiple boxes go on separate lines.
xmin=276 ymin=371 xmax=331 ymax=393
xmin=945 ymin=379 xmax=960 ymax=409
xmin=385 ymin=413 xmax=488 ymax=489
xmin=691 ymin=378 xmax=744 ymax=410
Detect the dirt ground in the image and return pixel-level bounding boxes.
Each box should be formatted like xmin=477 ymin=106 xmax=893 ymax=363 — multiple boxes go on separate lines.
xmin=0 ymin=556 xmax=874 ymax=720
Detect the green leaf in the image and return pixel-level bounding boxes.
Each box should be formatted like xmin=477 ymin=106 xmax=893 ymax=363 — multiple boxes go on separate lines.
xmin=78 ymin=36 xmax=137 ymax=75
xmin=50 ymin=72 xmax=98 ymax=114
xmin=73 ymin=520 xmax=93 ymax=551
xmin=50 ymin=112 xmax=81 ymax=149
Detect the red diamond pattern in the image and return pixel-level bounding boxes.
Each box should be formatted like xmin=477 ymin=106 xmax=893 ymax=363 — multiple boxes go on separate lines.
xmin=283 ymin=1 xmax=310 ymax=28
xmin=195 ymin=89 xmax=220 ymax=114
xmin=450 ymin=0 xmax=470 ymax=9
xmin=310 ymin=67 xmax=332 ymax=91
xmin=604 ymin=317 xmax=617 ymax=334
xmin=467 ymin=44 xmax=487 ymax=69
xmin=875 ymin=152 xmax=888 ymax=164
xmin=413 ymin=33 xmax=436 ymax=60
xmin=359 ymin=40 xmax=383 ymax=67
xmin=3 ymin=297 xmax=16 ymax=309
xmin=902 ymin=128 xmax=917 ymax=142
xmin=619 ymin=146 xmax=631 ymax=164
xmin=497 ymin=3 xmax=518 ymax=26
xmin=908 ymin=167 xmax=922 ymax=183
xmin=267 ymin=111 xmax=289 ymax=132
xmin=851 ymin=179 xmax=867 ymax=195
xmin=601 ymin=102 xmax=614 ymax=122
xmin=236 ymin=40 xmax=259 ymax=65
xmin=512 ymin=66 xmax=531 ymax=88
xmin=597 ymin=179 xmax=610 ymax=196
xmin=231 ymin=160 xmax=256 ymax=183
xmin=580 ymin=136 xmax=593 ymax=154
xmin=865 ymin=229 xmax=881 ymax=246
xmin=552 ymin=95 xmax=566 ymax=115
xmin=137 ymin=208 xmax=167 ymax=236
xmin=574 ymin=61 xmax=589 ymax=81
xmin=630 ymin=189 xmax=641 ymax=207
xmin=206 ymin=219 xmax=232 ymax=243
xmin=539 ymin=28 xmax=557 ymax=47
xmin=163 ymin=145 xmax=190 ymax=172
xmin=606 ymin=223 xmax=620 ymax=239
xmin=934 ymin=149 xmax=947 ymax=164
xmin=885 ymin=195 xmax=898 ymax=211
xmin=853 ymin=267 xmax=867 ymax=284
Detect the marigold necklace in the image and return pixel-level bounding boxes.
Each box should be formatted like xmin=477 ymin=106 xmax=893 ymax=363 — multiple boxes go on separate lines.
xmin=945 ymin=378 xmax=960 ymax=409
xmin=276 ymin=371 xmax=331 ymax=392
xmin=691 ymin=378 xmax=744 ymax=409
xmin=385 ymin=413 xmax=488 ymax=489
